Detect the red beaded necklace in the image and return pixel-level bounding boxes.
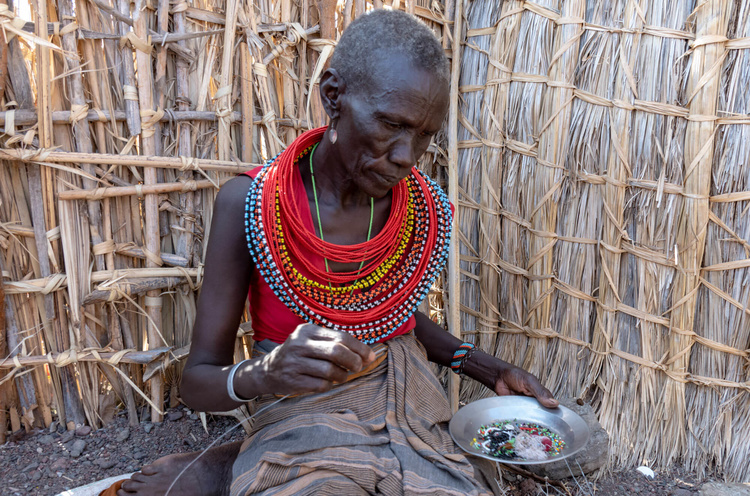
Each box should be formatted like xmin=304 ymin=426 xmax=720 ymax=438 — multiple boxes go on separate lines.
xmin=245 ymin=127 xmax=452 ymax=343
xmin=263 ymin=129 xmax=408 ymax=283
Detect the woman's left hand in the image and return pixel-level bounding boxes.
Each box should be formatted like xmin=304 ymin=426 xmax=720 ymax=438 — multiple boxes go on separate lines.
xmin=413 ymin=312 xmax=559 ymax=408
xmin=490 ymin=361 xmax=559 ymax=408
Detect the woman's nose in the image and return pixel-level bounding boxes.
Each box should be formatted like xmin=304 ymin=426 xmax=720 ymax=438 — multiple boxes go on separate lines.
xmin=388 ymin=135 xmax=418 ymax=169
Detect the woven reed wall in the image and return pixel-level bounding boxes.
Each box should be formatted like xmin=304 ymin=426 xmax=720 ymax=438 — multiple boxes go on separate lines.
xmin=453 ymin=0 xmax=750 ymax=482
xmin=1 ymin=0 xmax=749 ymax=483
xmin=0 ymin=0 xmax=451 ymax=436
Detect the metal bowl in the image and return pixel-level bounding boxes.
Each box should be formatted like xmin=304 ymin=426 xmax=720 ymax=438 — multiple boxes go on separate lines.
xmin=449 ymin=396 xmax=589 ymax=465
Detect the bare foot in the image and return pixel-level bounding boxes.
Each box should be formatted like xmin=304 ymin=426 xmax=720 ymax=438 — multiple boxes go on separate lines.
xmin=116 ymin=440 xmax=241 ymax=496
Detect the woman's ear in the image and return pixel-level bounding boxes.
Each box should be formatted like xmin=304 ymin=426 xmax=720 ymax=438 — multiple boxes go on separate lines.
xmin=319 ymin=68 xmax=347 ymax=120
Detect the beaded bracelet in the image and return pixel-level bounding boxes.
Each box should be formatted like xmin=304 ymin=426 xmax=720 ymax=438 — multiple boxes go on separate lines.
xmin=451 ymin=342 xmax=477 ymax=375
xmin=227 ymin=359 xmax=252 ymax=403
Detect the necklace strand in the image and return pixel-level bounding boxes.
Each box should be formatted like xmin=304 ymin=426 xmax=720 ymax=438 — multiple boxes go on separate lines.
xmin=308 ymin=142 xmax=374 ymax=287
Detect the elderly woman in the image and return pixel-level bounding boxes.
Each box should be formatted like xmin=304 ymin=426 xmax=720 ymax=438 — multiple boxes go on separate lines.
xmin=115 ymin=9 xmax=557 ymax=496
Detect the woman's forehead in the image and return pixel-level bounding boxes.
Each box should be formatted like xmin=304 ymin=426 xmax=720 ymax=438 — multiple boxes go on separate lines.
xmin=353 ymin=56 xmax=448 ymax=113
xmin=351 ymin=52 xmax=445 ymax=91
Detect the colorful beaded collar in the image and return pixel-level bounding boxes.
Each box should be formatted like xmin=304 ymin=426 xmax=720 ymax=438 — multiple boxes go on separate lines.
xmin=244 ymin=127 xmax=452 ymax=344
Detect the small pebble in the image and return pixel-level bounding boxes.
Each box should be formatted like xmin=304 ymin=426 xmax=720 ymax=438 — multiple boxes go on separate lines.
xmin=116 ymin=428 xmax=130 ymax=443
xmin=50 ymin=458 xmax=69 ymax=471
xmin=70 ymin=439 xmax=87 ymax=458
xmin=143 ymin=422 xmax=154 ymax=434
xmin=636 ymin=466 xmax=655 ymax=479
xmin=37 ymin=434 xmax=55 ymax=445
xmin=96 ymin=458 xmax=117 ymax=469
xmin=75 ymin=426 xmax=92 ymax=437
xmin=167 ymin=410 xmax=184 ymax=422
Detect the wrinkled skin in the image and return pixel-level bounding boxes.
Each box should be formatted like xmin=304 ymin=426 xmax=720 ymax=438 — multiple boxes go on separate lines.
xmin=116 ymin=54 xmax=556 ymax=496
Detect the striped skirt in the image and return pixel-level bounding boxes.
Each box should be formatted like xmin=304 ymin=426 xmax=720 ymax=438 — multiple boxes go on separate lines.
xmin=229 ymin=333 xmax=495 ymax=496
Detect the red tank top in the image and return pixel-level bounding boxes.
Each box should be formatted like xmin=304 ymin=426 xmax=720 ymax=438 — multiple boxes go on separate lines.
xmin=242 ymin=165 xmax=415 ymax=344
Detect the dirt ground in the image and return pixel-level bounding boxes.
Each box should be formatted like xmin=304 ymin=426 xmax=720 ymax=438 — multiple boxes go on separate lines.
xmin=0 ymin=407 xmax=708 ymax=496
xmin=495 ymin=466 xmax=703 ymax=495
xmin=0 ymin=408 xmax=246 ymax=495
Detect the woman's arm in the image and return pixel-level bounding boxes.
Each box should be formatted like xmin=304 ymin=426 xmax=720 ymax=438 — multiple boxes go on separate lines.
xmin=180 ymin=177 xmax=375 ymax=412
xmin=412 ymin=311 xmax=558 ymax=408
xmin=180 ymin=176 xmax=259 ymax=412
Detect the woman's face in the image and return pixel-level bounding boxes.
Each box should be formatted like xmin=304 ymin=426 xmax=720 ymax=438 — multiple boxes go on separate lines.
xmin=333 ymin=55 xmax=450 ymax=198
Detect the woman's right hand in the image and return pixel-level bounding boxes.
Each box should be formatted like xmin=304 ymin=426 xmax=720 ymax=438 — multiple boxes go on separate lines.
xmin=238 ymin=324 xmax=377 ymax=397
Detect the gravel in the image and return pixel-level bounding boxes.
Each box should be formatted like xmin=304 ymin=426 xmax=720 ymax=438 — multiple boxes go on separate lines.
xmin=0 ymin=408 xmax=245 ymax=496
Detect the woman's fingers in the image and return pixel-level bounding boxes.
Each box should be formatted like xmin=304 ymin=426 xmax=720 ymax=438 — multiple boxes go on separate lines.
xmin=495 ymin=367 xmax=559 ymax=409
xmin=526 ymin=379 xmax=559 ymax=408
xmin=264 ymin=325 xmax=378 ymax=395
xmin=293 ymin=325 xmax=376 ymax=373
xmin=297 ymin=356 xmax=351 ymax=384
xmin=337 ymin=332 xmax=377 ymax=365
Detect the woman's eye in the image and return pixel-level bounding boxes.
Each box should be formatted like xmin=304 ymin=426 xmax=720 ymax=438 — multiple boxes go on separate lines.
xmin=382 ymin=120 xmax=401 ymax=130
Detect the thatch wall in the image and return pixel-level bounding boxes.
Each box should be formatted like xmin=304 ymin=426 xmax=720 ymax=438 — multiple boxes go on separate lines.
xmin=453 ymin=0 xmax=750 ymax=482
xmin=0 ymin=0 xmax=451 ymax=436
xmin=1 ymin=0 xmax=749 ymax=483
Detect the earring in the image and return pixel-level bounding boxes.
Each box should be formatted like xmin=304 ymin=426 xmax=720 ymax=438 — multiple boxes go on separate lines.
xmin=329 ymin=127 xmax=338 ymax=144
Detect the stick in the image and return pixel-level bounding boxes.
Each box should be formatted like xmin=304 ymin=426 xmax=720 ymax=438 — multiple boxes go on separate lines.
xmin=0 ymin=109 xmax=307 ymax=128
xmin=133 ymin=0 xmax=165 ymax=422
xmin=240 ymin=42 xmax=255 ymax=162
xmin=1 ymin=256 xmax=43 ymax=429
xmin=117 ymin=0 xmax=141 ymax=135
xmin=101 ymin=198 xmax=140 ymax=426
xmin=316 ymin=0 xmax=337 ymax=40
xmin=174 ymin=0 xmax=196 ymax=264
xmin=6 ymin=36 xmax=33 ymax=109
xmin=22 ymin=0 xmax=66 ymax=428
xmin=0 ymin=149 xmax=257 ymax=173
xmin=112 ymin=245 xmax=189 ymax=268
xmin=0 ymin=348 xmax=174 ymax=369
xmin=217 ymin=0 xmax=239 ymax=161
xmin=0 ymin=6 xmax=7 ymax=107
xmin=446 ymin=0 xmax=463 ymax=413
xmin=3 ymin=268 xmax=201 ymax=295
xmin=82 ymin=277 xmax=192 ymax=305
xmin=0 ymin=275 xmax=8 ymax=443
xmin=57 ymin=177 xmax=230 ymax=200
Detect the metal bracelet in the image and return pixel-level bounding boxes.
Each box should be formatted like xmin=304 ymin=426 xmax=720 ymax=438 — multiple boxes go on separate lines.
xmin=227 ymin=358 xmax=252 ymax=403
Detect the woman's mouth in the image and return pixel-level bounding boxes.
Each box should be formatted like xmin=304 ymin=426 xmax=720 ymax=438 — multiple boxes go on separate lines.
xmin=375 ymin=172 xmax=400 ymax=187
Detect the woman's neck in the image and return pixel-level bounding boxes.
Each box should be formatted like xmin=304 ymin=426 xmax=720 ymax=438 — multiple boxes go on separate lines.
xmin=303 ymin=138 xmax=371 ymax=209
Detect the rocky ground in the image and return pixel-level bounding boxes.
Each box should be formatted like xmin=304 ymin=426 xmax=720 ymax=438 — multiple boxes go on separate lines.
xmin=0 ymin=408 xmax=743 ymax=496
xmin=0 ymin=407 xmax=246 ymax=495
xmin=494 ymin=466 xmax=706 ymax=495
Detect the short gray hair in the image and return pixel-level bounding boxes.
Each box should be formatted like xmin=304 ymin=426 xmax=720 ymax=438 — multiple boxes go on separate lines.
xmin=330 ymin=9 xmax=449 ymax=93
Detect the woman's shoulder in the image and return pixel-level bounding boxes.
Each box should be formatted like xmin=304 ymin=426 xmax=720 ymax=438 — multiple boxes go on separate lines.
xmin=205 ymin=175 xmax=255 ymax=268
xmin=215 ymin=174 xmax=254 ymax=210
